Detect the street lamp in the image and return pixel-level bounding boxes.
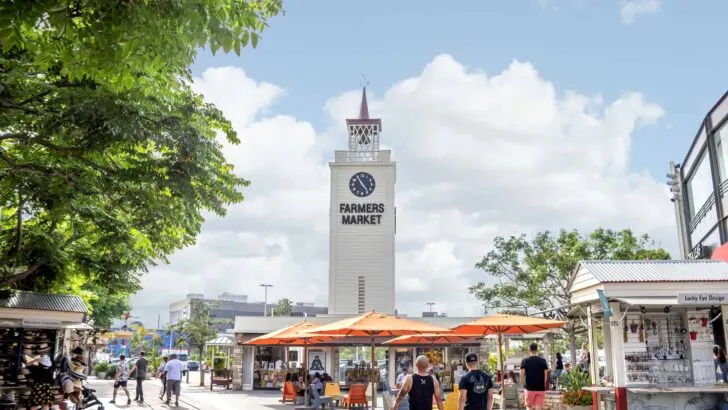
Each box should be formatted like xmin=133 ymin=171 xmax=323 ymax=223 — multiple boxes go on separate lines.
xmin=260 ymin=284 xmax=274 ymax=317
xmin=427 ymin=302 xmax=436 ymax=312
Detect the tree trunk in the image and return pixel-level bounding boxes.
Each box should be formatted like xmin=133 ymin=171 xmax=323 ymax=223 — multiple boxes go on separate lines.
xmin=199 ymin=347 xmax=205 ymax=387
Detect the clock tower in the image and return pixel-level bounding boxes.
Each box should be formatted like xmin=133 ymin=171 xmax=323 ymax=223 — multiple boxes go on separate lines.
xmin=328 ymin=87 xmax=396 ymax=315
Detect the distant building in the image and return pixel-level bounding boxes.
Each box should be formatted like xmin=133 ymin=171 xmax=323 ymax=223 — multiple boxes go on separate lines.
xmin=169 ymin=294 xmax=328 ymax=332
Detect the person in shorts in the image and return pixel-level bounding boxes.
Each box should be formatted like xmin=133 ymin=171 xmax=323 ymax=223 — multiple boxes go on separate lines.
xmin=110 ymin=354 xmax=131 ymax=405
xmin=157 ymin=356 xmax=169 ymax=400
xmin=457 ymin=353 xmax=493 ymax=410
xmin=520 ymin=343 xmax=549 ymax=410
xmin=164 ymin=353 xmax=183 ymax=406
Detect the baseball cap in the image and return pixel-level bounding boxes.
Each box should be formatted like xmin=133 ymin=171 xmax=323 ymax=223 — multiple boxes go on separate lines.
xmin=465 ymin=353 xmax=478 ymax=363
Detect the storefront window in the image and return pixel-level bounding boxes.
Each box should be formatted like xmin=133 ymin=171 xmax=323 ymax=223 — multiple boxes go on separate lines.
xmin=253 ymin=346 xmax=294 ymax=389
xmin=686 ymin=151 xmax=714 ymax=218
xmin=715 ymin=124 xmax=728 ymax=183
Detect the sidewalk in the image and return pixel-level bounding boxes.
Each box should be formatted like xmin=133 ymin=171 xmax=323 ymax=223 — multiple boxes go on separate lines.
xmin=87 ymin=375 xmax=389 ymax=409
xmin=86 ymin=376 xmax=297 ymax=410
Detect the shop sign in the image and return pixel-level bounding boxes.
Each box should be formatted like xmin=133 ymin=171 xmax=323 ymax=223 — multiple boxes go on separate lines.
xmin=677 ymin=292 xmax=728 ymax=305
xmin=22 ymin=319 xmax=61 ymax=328
xmin=339 ymin=203 xmax=385 ymax=225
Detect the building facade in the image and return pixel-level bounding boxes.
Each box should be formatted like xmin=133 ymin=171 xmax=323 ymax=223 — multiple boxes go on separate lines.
xmin=169 ymin=293 xmax=328 ymax=332
xmin=328 ymin=88 xmax=396 ymax=314
xmin=672 ymin=91 xmax=728 ymax=259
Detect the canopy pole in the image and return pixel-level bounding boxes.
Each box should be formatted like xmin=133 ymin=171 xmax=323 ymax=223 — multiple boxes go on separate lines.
xmin=304 ymin=339 xmax=309 ymax=405
xmin=498 ymin=333 xmax=504 ymax=378
xmin=371 ymin=337 xmax=377 ymax=408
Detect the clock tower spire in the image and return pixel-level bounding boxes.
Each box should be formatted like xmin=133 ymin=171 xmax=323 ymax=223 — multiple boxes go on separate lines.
xmin=346 ymin=82 xmax=381 ymax=161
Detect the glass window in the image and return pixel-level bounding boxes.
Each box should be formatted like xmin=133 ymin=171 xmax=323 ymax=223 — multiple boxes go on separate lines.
xmin=716 ymin=124 xmax=728 ymax=182
xmin=686 ymin=151 xmax=714 ymax=218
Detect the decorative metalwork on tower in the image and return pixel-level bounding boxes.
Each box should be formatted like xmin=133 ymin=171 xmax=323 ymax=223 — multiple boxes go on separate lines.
xmin=345 ymin=84 xmax=381 ymax=162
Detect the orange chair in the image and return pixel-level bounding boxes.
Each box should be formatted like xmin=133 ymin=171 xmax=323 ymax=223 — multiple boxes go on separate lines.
xmin=281 ymin=381 xmax=296 ymax=403
xmin=343 ymin=383 xmax=369 ymax=409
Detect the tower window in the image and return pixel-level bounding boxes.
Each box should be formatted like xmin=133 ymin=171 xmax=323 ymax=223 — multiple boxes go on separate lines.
xmin=358 ymin=276 xmax=366 ymax=314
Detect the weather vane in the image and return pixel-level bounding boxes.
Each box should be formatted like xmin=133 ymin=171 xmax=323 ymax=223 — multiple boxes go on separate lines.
xmin=360 ymin=74 xmax=369 ymax=89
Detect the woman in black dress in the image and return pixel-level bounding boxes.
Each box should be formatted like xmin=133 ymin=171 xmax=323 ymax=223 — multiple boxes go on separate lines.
xmin=29 ymin=354 xmax=54 ymax=410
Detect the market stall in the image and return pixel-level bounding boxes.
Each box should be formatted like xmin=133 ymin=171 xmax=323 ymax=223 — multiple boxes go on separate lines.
xmin=0 ymin=290 xmax=88 ymax=408
xmin=570 ymin=260 xmax=728 ymax=410
xmin=383 ymin=334 xmax=482 ymax=391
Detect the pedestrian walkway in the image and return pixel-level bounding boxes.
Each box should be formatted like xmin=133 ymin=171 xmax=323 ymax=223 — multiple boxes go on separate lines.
xmin=87 ymin=376 xmax=390 ymax=409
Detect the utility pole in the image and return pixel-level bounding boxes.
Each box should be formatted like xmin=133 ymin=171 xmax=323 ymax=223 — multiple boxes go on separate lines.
xmin=260 ymin=284 xmax=274 ymax=316
xmin=427 ymin=302 xmax=436 ymax=312
xmin=667 ymin=161 xmax=690 ymax=258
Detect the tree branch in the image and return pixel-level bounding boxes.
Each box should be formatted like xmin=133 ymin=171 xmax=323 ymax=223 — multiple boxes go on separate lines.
xmin=14 ymin=191 xmax=23 ymax=260
xmin=0 ymin=260 xmax=45 ymax=288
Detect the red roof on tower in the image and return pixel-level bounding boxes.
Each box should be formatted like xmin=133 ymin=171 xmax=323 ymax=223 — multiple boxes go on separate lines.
xmin=346 ymin=87 xmax=381 ymax=129
xmin=359 ymin=87 xmax=370 ymax=119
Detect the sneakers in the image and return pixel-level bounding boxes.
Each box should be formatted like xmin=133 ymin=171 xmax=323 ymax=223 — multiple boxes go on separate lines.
xmin=175 ymin=401 xmax=179 ymax=407
xmin=127 ymin=398 xmax=131 ymax=405
xmin=109 ymin=399 xmax=115 ymax=404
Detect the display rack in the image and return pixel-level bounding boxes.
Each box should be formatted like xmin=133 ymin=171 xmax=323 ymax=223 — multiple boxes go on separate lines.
xmin=623 ymin=313 xmax=693 ymax=386
xmin=686 ymin=309 xmax=716 ymax=385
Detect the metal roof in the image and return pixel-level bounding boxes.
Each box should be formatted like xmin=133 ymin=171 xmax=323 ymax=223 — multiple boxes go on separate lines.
xmin=578 ymin=260 xmax=728 ymax=283
xmin=0 ymin=291 xmax=87 ymax=313
xmin=207 ymin=335 xmax=234 ymax=346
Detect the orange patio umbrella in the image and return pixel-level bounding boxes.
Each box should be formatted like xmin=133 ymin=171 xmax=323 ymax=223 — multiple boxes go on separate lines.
xmin=304 ymin=311 xmax=452 ymax=406
xmin=450 ymin=314 xmax=567 ymax=374
xmin=245 ymin=320 xmax=340 ymax=403
xmin=383 ymin=333 xmax=483 ymax=345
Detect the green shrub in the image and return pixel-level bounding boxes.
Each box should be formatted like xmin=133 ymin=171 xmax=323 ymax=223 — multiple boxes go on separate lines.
xmin=94 ymin=362 xmax=110 ymax=373
xmin=561 ymin=370 xmax=593 ymax=406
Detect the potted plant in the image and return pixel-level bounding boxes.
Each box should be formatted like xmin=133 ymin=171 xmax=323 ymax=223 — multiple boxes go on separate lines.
xmin=94 ymin=362 xmax=111 ymax=380
xmin=561 ymin=370 xmax=593 ymax=410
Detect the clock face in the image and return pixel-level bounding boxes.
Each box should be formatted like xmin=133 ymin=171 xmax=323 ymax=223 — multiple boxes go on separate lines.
xmin=349 ymin=172 xmax=376 ymax=197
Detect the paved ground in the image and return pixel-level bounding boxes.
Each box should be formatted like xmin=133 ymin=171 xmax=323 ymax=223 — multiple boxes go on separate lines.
xmin=86 ymin=371 xmax=388 ymax=410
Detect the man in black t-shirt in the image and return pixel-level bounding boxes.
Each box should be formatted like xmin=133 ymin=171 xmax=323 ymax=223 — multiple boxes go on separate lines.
xmin=520 ymin=343 xmax=549 ymax=410
xmin=457 ymin=353 xmax=493 ymax=410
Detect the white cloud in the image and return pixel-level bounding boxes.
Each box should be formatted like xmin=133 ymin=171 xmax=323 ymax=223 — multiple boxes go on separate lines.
xmin=620 ymin=0 xmax=662 ymax=25
xmin=130 ymin=54 xmax=676 ymax=327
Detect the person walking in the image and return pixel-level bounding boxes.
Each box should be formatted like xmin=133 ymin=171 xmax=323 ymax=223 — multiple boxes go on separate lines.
xmin=457 ymin=353 xmax=493 ymax=410
xmin=110 ymin=355 xmax=132 ymax=405
xmin=393 ymin=355 xmax=444 ymax=410
xmin=520 ymin=343 xmax=549 ymax=410
xmin=157 ymin=356 xmax=169 ymax=400
xmin=164 ymin=353 xmax=183 ymax=406
xmin=130 ymin=351 xmax=148 ymax=402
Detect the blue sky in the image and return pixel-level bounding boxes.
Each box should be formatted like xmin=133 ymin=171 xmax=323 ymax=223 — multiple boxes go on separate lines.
xmin=192 ymin=0 xmax=728 ymax=178
xmin=131 ymin=1 xmax=728 ymax=324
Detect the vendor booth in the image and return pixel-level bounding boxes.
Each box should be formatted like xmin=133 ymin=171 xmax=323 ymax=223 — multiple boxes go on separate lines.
xmin=570 ymin=260 xmax=728 ymax=410
xmin=0 ymin=290 xmax=88 ymax=408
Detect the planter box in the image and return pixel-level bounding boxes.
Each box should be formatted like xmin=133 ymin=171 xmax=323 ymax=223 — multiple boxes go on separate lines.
xmin=564 ymin=406 xmax=591 ymax=410
xmin=97 ymin=372 xmax=107 ymax=380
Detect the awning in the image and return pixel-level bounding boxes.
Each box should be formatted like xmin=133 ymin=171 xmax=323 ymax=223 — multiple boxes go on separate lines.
xmin=615 ymin=297 xmax=678 ymax=306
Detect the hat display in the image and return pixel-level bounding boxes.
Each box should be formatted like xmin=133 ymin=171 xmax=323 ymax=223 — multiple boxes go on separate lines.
xmin=0 ymin=393 xmax=15 ymax=405
xmin=39 ymin=355 xmax=51 ymax=368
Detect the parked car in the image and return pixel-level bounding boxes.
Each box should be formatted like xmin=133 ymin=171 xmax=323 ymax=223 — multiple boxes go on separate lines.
xmin=187 ymin=360 xmax=200 ymax=371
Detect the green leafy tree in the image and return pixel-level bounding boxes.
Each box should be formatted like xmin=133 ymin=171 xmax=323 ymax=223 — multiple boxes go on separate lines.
xmin=0 ymin=1 xmax=283 ymax=325
xmin=271 ymin=298 xmax=293 ymax=316
xmin=469 ymin=228 xmax=669 ymax=364
xmin=169 ymin=300 xmax=217 ymax=386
